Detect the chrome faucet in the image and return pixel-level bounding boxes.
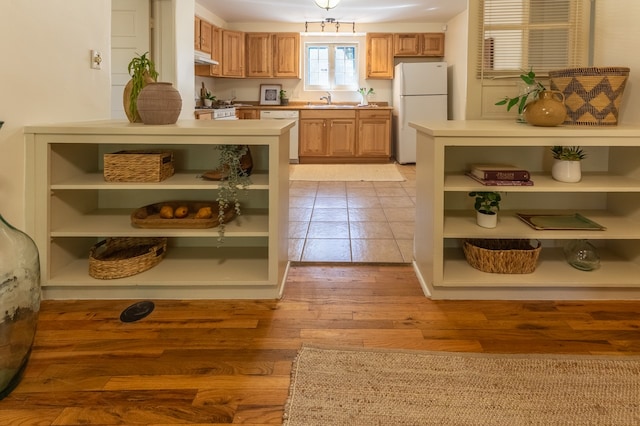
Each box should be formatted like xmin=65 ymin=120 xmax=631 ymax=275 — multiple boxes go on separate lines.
xmin=320 ymin=91 xmax=332 ymax=105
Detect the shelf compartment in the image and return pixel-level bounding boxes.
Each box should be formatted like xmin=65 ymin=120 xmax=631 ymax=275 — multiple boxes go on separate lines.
xmin=443 ymin=210 xmax=638 ymax=239
xmin=441 ymin=247 xmax=640 ymax=288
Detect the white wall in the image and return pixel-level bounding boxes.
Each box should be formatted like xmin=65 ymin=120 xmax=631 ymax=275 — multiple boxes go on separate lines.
xmin=0 ymin=0 xmax=112 ymax=228
xmin=444 ymin=8 xmax=469 ymax=120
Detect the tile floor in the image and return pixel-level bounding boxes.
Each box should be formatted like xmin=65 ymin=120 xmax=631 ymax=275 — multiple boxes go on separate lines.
xmin=288 ymin=164 xmax=416 ymax=263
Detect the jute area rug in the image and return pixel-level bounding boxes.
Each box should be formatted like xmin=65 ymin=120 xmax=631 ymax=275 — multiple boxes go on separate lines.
xmin=283 ymin=345 xmax=640 ymax=425
xmin=289 ymin=164 xmax=405 ymax=181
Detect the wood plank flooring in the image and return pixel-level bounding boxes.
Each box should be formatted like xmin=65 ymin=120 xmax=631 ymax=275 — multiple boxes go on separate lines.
xmin=2 ymin=264 xmax=640 ymax=425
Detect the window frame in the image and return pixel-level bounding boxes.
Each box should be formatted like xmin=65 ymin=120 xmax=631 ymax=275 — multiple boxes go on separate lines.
xmin=304 ymin=41 xmax=359 ymax=92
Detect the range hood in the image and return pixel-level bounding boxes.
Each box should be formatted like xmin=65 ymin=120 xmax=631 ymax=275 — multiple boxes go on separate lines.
xmin=194 ymin=50 xmax=218 ymax=66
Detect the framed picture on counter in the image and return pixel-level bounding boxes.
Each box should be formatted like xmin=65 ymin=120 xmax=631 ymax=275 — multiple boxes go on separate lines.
xmin=259 ymin=84 xmax=281 ymax=105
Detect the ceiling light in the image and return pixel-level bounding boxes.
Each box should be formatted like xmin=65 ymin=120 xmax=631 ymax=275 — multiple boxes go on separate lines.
xmin=314 ymin=0 xmax=341 ymax=11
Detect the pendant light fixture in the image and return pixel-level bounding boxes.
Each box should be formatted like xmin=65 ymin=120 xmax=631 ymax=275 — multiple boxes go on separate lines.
xmin=314 ymin=0 xmax=341 ymax=11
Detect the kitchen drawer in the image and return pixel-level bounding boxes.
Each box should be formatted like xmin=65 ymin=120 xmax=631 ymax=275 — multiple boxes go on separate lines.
xmin=358 ymin=109 xmax=391 ymax=119
xmin=300 ymin=109 xmax=357 ymax=119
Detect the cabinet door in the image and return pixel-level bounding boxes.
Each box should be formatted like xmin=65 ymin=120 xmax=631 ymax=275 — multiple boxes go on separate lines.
xmin=358 ymin=118 xmax=390 ymax=157
xmin=273 ymin=33 xmax=300 ymax=78
xmin=393 ymin=33 xmax=421 ymax=56
xmin=199 ymin=19 xmax=212 ymax=54
xmin=245 ymin=33 xmax=272 ymax=78
xmin=366 ymin=33 xmax=394 ymax=79
xmin=328 ymin=119 xmax=356 ymax=157
xmin=422 ymin=33 xmax=445 ymax=56
xmin=210 ymin=25 xmax=222 ymax=76
xmin=299 ymin=119 xmax=327 ymax=156
xmin=194 ymin=17 xmax=201 ymax=50
xmin=222 ymin=30 xmax=245 ymax=77
xmin=238 ymin=108 xmax=259 ymax=119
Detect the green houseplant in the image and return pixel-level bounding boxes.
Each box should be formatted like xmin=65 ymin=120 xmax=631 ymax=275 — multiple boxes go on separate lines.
xmin=279 ymin=90 xmax=289 ymax=105
xmin=495 ymin=69 xmax=546 ymax=116
xmin=469 ymin=191 xmax=501 ymax=228
xmin=202 ymin=145 xmax=254 ymax=241
xmin=123 ymin=52 xmax=158 ymax=123
xmin=551 ymin=146 xmax=587 ymax=183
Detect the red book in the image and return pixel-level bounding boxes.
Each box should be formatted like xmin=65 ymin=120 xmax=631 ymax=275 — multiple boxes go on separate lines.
xmin=470 ymin=164 xmax=530 ymax=181
xmin=465 ymin=172 xmax=534 ymax=186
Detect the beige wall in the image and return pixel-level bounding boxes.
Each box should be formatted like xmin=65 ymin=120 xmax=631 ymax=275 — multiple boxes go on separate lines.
xmin=0 ymin=0 xmax=112 ymax=227
xmin=465 ymin=0 xmax=639 ymax=124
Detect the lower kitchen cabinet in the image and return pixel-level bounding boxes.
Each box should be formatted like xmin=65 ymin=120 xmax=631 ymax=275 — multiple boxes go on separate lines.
xmin=299 ymin=108 xmax=391 ymax=163
xmin=411 ymin=119 xmax=640 ymax=300
xmin=24 ymin=120 xmax=293 ymax=300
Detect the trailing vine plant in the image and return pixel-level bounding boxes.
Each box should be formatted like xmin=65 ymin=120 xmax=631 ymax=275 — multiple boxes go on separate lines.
xmin=126 ymin=52 xmax=158 ymax=122
xmin=215 ymin=145 xmax=252 ymax=242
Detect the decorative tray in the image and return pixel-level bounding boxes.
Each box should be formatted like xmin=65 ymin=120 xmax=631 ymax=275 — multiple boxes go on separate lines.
xmin=131 ymin=201 xmax=235 ymax=229
xmin=516 ymin=213 xmax=606 ymax=231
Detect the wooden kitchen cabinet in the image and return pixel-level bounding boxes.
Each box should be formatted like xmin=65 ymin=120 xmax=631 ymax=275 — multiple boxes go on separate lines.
xmin=245 ymin=32 xmax=299 ymax=78
xmin=357 ymin=109 xmax=391 ymax=158
xmin=422 ymin=33 xmax=445 ymax=56
xmin=245 ymin=33 xmax=272 ymax=78
xmin=273 ymin=33 xmax=300 ymax=78
xmin=194 ymin=23 xmax=222 ymax=77
xmin=366 ymin=33 xmax=394 ymax=79
xmin=222 ymin=30 xmax=245 ymax=77
xmin=238 ymin=108 xmax=259 ymax=119
xmin=393 ymin=33 xmax=421 ymax=56
xmin=299 ymin=110 xmax=357 ymax=162
xmin=299 ymin=119 xmax=327 ymax=157
xmin=194 ymin=16 xmax=212 ymax=54
xmin=393 ymin=32 xmax=445 ymax=57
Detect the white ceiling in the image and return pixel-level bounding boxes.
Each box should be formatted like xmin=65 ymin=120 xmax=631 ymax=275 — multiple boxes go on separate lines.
xmin=195 ymin=0 xmax=468 ymax=24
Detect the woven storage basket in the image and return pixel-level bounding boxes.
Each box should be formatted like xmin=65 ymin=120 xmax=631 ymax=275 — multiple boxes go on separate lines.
xmin=104 ymin=150 xmax=174 ymax=182
xmin=89 ymin=237 xmax=167 ymax=279
xmin=463 ymin=239 xmax=541 ymax=274
xmin=548 ymin=67 xmax=630 ymax=126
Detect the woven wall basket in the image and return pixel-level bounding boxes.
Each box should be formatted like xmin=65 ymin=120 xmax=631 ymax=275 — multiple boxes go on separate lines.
xmin=549 ymin=67 xmax=630 ymax=126
xmin=89 ymin=237 xmax=167 ymax=279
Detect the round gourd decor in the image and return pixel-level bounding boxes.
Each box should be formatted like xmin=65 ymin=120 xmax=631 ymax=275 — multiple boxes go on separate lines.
xmin=136 ymin=82 xmax=182 ymax=125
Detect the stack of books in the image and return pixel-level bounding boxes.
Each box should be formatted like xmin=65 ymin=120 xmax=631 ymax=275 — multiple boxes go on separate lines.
xmin=465 ymin=163 xmax=533 ymax=186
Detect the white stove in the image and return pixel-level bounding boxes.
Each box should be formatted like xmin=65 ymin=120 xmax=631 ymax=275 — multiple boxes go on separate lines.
xmin=212 ymin=107 xmax=237 ymax=120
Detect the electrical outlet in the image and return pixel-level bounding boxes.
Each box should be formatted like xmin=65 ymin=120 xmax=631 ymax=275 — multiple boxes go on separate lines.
xmin=91 ymin=50 xmax=102 ymax=70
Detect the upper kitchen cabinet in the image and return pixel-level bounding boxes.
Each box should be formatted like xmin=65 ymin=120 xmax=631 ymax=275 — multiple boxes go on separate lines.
xmin=194 ymin=16 xmax=212 ymax=54
xmin=366 ymin=33 xmax=394 ymax=79
xmin=273 ymin=33 xmax=300 ymax=78
xmin=393 ymin=32 xmax=445 ymax=57
xmin=222 ymin=30 xmax=245 ymax=77
xmin=422 ymin=33 xmax=445 ymax=56
xmin=194 ymin=19 xmax=221 ymax=78
xmin=245 ymin=32 xmax=300 ymax=78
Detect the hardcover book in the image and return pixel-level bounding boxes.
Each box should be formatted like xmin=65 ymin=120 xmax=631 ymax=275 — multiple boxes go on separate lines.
xmin=465 ymin=172 xmax=534 ymax=186
xmin=470 ymin=164 xmax=530 ymax=181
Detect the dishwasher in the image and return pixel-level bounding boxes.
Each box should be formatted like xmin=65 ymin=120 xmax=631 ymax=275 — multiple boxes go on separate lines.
xmin=259 ymin=110 xmax=299 ymax=163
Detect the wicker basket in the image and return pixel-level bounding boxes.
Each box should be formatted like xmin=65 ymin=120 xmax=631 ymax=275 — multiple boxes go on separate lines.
xmin=463 ymin=239 xmax=541 ymax=274
xmin=104 ymin=150 xmax=174 ymax=182
xmin=89 ymin=237 xmax=167 ymax=279
xmin=548 ymin=67 xmax=630 ymax=126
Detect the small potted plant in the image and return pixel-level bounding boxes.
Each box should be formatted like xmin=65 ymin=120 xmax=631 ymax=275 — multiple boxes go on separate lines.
xmin=469 ymin=191 xmax=501 ymax=228
xmin=204 ymin=91 xmax=216 ymax=107
xmin=123 ymin=52 xmax=158 ymax=123
xmin=279 ymin=90 xmax=289 ymax=106
xmin=551 ymin=146 xmax=587 ymax=183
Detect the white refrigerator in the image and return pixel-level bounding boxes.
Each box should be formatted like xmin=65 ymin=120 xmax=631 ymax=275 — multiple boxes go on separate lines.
xmin=392 ymin=62 xmax=448 ymax=164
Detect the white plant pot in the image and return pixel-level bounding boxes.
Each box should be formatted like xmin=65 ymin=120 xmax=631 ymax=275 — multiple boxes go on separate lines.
xmin=360 ymin=94 xmax=368 ymax=106
xmin=552 ymin=159 xmax=582 ymax=183
xmin=203 ymin=99 xmax=213 ymax=107
xmin=476 ymin=211 xmax=497 ymax=229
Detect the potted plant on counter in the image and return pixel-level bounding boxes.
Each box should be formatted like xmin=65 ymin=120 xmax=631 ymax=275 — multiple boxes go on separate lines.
xmin=551 ymin=146 xmax=587 ymax=183
xmin=279 ymin=90 xmax=289 ymax=106
xmin=123 ymin=52 xmax=158 ymax=123
xmin=204 ymin=91 xmax=216 ymax=107
xmin=469 ymin=191 xmax=501 ymax=229
xmin=357 ymin=87 xmax=374 ymax=106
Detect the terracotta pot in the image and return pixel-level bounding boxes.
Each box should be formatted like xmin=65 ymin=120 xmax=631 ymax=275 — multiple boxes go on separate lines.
xmin=551 ymin=159 xmax=582 ymax=183
xmin=476 ymin=211 xmax=497 ymax=229
xmin=136 ymin=82 xmax=183 ymax=125
xmin=523 ymin=90 xmax=567 ymax=127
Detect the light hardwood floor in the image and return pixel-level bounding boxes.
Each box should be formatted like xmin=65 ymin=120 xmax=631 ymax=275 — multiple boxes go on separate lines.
xmin=1 ymin=264 xmax=640 ymax=424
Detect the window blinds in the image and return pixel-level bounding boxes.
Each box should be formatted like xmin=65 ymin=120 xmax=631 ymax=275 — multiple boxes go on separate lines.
xmin=478 ymin=0 xmax=588 ymax=78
